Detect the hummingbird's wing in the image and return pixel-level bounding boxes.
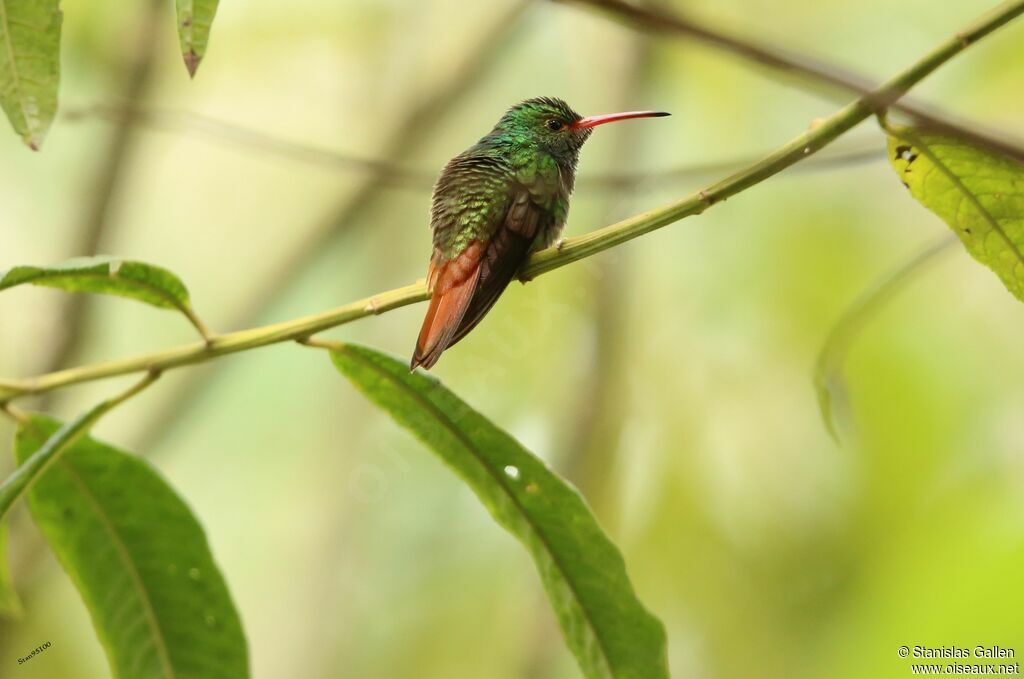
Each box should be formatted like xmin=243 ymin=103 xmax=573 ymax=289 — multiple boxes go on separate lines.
xmin=446 ymin=189 xmax=541 ymax=345
xmin=412 ymin=182 xmax=545 ymax=370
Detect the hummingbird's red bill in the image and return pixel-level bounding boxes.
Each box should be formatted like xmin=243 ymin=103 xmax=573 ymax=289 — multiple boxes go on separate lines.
xmin=571 ymin=110 xmax=671 ymax=130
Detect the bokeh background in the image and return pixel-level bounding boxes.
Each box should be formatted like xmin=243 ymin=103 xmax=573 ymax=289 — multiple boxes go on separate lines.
xmin=2 ymin=0 xmax=1024 ymax=677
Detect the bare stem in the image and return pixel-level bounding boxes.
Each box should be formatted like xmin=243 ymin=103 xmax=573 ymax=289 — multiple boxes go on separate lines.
xmin=555 ymin=0 xmax=1024 ymax=163
xmin=0 ymin=1 xmax=1020 ymax=402
xmin=0 ymin=370 xmax=160 ymax=520
xmin=0 ymin=402 xmax=27 ymax=425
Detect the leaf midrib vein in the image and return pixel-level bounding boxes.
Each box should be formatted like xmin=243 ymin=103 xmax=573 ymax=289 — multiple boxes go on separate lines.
xmin=914 ymin=136 xmax=1024 ymax=272
xmin=345 ymin=350 xmax=618 ymax=678
xmin=60 ymin=460 xmax=177 ymax=679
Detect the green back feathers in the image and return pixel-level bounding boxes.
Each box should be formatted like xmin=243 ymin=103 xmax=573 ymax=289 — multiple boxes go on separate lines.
xmin=430 ymin=97 xmax=591 ymax=259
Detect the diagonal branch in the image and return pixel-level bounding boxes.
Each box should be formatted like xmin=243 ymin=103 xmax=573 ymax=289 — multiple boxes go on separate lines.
xmin=0 ymin=0 xmax=1021 ymax=403
xmin=554 ymin=0 xmax=1024 ymax=163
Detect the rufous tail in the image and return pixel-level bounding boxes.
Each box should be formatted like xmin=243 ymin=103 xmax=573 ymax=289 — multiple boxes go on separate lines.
xmin=410 ymin=244 xmax=482 ymax=370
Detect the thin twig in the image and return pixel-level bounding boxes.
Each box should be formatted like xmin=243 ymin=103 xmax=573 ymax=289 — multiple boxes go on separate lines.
xmin=0 ymin=402 xmax=27 ymax=425
xmin=298 ymin=337 xmax=344 ymax=351
xmin=1 ymin=0 xmax=1019 ymax=402
xmin=62 ymin=102 xmax=884 ymax=191
xmin=62 ymin=104 xmax=437 ymax=190
xmin=554 ymin=0 xmax=1024 ymax=164
xmin=0 ymin=370 xmax=160 ymax=520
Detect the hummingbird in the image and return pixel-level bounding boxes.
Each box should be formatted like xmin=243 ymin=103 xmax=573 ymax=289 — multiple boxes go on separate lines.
xmin=411 ymin=97 xmax=669 ymax=370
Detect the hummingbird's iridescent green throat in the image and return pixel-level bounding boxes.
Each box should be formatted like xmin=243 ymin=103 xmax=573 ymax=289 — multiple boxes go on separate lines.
xmin=411 ymin=97 xmax=669 ymax=370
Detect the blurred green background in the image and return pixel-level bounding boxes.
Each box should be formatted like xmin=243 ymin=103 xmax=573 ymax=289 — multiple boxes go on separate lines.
xmin=2 ymin=0 xmax=1024 ymax=677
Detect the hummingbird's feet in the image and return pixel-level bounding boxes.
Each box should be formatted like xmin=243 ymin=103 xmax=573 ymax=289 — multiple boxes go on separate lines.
xmin=519 ymin=238 xmax=566 ymax=285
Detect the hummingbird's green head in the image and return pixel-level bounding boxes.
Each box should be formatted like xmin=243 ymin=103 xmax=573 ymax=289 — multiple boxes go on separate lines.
xmin=490 ymin=97 xmax=670 ymax=163
xmin=493 ymin=97 xmax=590 ymax=160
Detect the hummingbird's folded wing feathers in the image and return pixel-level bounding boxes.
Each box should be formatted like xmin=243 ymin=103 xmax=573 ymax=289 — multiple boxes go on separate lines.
xmin=411 ymin=185 xmax=546 ymax=370
xmin=447 ymin=188 xmax=542 ymax=346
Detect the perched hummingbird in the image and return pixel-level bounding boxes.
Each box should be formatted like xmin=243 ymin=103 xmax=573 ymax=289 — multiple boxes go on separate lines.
xmin=411 ymin=97 xmax=669 ymax=370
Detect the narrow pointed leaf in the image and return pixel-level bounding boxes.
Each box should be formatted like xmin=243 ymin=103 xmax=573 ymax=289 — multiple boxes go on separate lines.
xmin=176 ymin=0 xmax=219 ymax=77
xmin=887 ymin=127 xmax=1024 ymax=301
xmin=0 ymin=519 xmax=22 ymax=618
xmin=329 ymin=343 xmax=668 ymax=679
xmin=15 ymin=415 xmax=248 ymax=679
xmin=813 ymin=235 xmax=956 ymax=443
xmin=0 ymin=257 xmax=211 ymax=338
xmin=0 ymin=0 xmax=61 ymax=149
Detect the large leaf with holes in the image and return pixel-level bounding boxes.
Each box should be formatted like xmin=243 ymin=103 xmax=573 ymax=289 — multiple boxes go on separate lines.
xmin=329 ymin=343 xmax=667 ymax=679
xmin=15 ymin=415 xmax=248 ymax=679
xmin=0 ymin=0 xmax=61 ymax=149
xmin=888 ymin=127 xmax=1024 ymax=301
xmin=0 ymin=257 xmax=210 ymax=336
xmin=175 ymin=0 xmax=219 ymax=77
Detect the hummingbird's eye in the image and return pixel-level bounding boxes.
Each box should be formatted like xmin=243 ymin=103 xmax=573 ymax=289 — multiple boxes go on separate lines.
xmin=545 ymin=118 xmax=565 ymax=132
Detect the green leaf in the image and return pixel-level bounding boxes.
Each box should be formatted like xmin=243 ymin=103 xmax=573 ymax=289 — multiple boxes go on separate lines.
xmin=887 ymin=127 xmax=1024 ymax=302
xmin=15 ymin=414 xmax=248 ymax=679
xmin=329 ymin=343 xmax=668 ymax=679
xmin=0 ymin=518 xmax=23 ymax=618
xmin=0 ymin=0 xmax=61 ymax=149
xmin=0 ymin=257 xmax=211 ymax=339
xmin=176 ymin=0 xmax=219 ymax=77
